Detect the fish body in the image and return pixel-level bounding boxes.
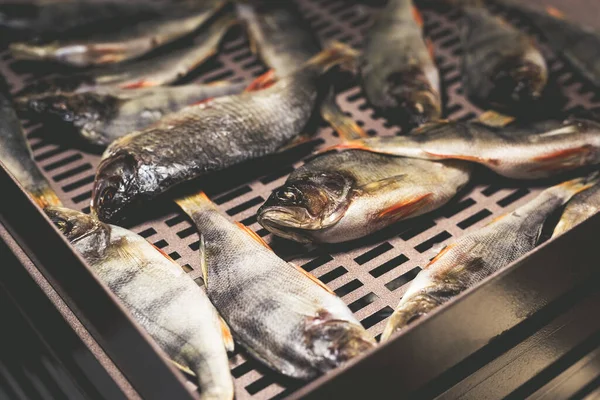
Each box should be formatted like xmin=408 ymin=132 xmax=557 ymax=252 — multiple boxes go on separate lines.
xmin=91 ymin=45 xmax=356 ymax=222
xmin=361 ymin=0 xmax=441 ymax=130
xmin=460 ymin=6 xmax=547 ymax=111
xmin=382 ymin=176 xmax=596 ymax=340
xmin=497 ymin=3 xmax=600 ymax=88
xmin=340 ymin=117 xmax=600 ymax=179
xmin=552 ymin=182 xmax=600 ymax=237
xmin=9 ymin=1 xmax=224 ymax=67
xmin=45 ymin=207 xmax=234 ymax=399
xmin=258 ymin=149 xmax=471 ymax=243
xmin=0 ymin=74 xmax=61 ymax=208
xmin=16 ymin=81 xmax=248 ymax=147
xmin=176 ymin=193 xmax=375 ymax=379
xmin=16 ymin=13 xmax=236 ymax=96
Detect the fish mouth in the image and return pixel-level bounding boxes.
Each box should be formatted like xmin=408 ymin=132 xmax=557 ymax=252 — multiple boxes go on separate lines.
xmin=257 ymin=207 xmax=321 ymax=243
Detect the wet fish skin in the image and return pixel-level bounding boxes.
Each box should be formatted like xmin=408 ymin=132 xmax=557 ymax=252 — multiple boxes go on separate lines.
xmin=91 ymin=44 xmax=356 ymax=223
xmin=492 ymin=1 xmax=600 ymax=88
xmin=552 ymin=181 xmax=600 ymax=237
xmin=258 ymin=149 xmax=472 ymax=243
xmin=361 ymin=0 xmax=441 ymax=130
xmin=45 ymin=206 xmax=234 ymax=399
xmin=381 ymin=175 xmax=597 ymax=340
xmin=15 ymin=12 xmax=236 ymax=96
xmin=176 ymin=192 xmax=375 ymax=379
xmin=16 ymin=81 xmax=248 ymax=147
xmin=461 ymin=6 xmax=547 ymax=111
xmin=337 ymin=117 xmax=600 ymax=179
xmin=9 ymin=1 xmax=224 ymax=67
xmin=0 ymin=74 xmax=61 ymax=208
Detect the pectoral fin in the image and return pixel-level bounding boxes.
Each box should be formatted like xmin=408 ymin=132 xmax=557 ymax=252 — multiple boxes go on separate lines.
xmin=320 ymin=89 xmax=368 ymax=141
xmin=530 ymin=145 xmax=594 ymax=171
xmin=477 ymin=110 xmax=515 ymax=127
xmin=219 ymin=316 xmax=235 ymax=352
xmin=377 ymin=193 xmax=433 ymax=221
xmin=360 ymin=175 xmax=407 ymax=193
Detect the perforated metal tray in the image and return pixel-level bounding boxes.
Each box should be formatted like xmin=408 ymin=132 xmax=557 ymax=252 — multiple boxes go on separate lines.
xmin=1 ymin=0 xmax=600 ymax=399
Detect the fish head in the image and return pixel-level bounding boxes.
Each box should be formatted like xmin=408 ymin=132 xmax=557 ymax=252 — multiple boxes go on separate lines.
xmin=304 ymin=312 xmax=375 ymax=373
xmin=257 ymin=172 xmax=354 ymax=242
xmin=489 ymin=53 xmax=547 ymax=108
xmin=46 ymin=206 xmax=110 ymax=254
xmin=91 ymin=153 xmax=140 ymax=223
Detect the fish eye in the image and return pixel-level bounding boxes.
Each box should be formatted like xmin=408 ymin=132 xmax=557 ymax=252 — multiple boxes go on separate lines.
xmin=55 ymin=218 xmax=73 ymax=234
xmin=98 ymin=186 xmax=117 ymax=207
xmin=276 ymin=187 xmax=302 ymax=203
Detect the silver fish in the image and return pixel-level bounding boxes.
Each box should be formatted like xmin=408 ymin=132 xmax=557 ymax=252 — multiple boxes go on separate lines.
xmin=258 ymin=149 xmax=471 ymax=243
xmin=16 ymin=80 xmax=248 ymax=147
xmin=336 ymin=114 xmax=600 ymax=179
xmin=382 ymin=175 xmax=597 ymax=340
xmin=176 ymin=192 xmax=375 ymax=379
xmin=0 ymin=73 xmax=61 ymax=208
xmin=45 ymin=206 xmax=234 ymax=399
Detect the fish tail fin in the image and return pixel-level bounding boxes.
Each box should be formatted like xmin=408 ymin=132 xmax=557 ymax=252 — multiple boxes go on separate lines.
xmin=175 ymin=191 xmax=216 ymax=214
xmin=320 ymin=89 xmax=368 ymax=141
xmin=305 ymin=41 xmax=360 ymax=73
xmin=30 ymin=185 xmax=62 ymax=209
xmin=381 ymin=293 xmax=440 ymax=341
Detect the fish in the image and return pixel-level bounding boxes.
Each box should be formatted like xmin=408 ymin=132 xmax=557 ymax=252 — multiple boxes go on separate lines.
xmin=361 ymin=0 xmax=441 ymax=130
xmin=237 ymin=0 xmax=367 ymax=140
xmin=9 ymin=0 xmax=225 ymax=67
xmin=15 ymin=12 xmax=236 ymax=96
xmin=175 ymin=192 xmax=375 ymax=378
xmin=91 ymin=43 xmax=358 ymax=222
xmin=552 ymin=181 xmax=600 ymax=237
xmin=258 ymin=149 xmax=472 ymax=243
xmin=45 ymin=206 xmax=234 ymax=399
xmin=381 ymin=175 xmax=597 ymax=340
xmin=460 ymin=5 xmax=548 ymax=111
xmin=334 ymin=113 xmax=600 ymax=179
xmin=15 ymin=80 xmax=248 ymax=147
xmin=0 ymin=0 xmax=183 ymax=40
xmin=493 ymin=2 xmax=600 ymax=88
xmin=0 ymin=73 xmax=61 ymax=208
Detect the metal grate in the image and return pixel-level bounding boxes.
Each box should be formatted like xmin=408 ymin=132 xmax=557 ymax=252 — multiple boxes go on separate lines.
xmin=2 ymin=0 xmax=600 ymax=398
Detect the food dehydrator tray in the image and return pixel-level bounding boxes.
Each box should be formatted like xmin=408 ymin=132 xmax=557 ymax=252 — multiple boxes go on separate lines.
xmin=1 ymin=0 xmax=600 ymax=399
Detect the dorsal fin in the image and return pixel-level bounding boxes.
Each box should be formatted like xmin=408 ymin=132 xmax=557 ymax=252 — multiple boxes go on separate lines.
xmin=291 ymin=263 xmax=336 ymax=296
xmin=235 ymin=222 xmax=271 ymax=249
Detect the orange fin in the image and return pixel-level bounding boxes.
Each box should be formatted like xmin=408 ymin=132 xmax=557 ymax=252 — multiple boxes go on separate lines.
xmin=320 ymin=92 xmax=368 ymax=141
xmin=477 ymin=110 xmax=515 ymax=128
xmin=426 ymin=243 xmax=456 ymax=267
xmin=546 ymin=6 xmax=566 ymax=19
xmin=235 ymin=222 xmax=271 ymax=249
xmin=219 ymin=316 xmax=234 ymax=352
xmin=315 ymin=140 xmax=368 ymax=155
xmin=120 ymin=80 xmax=156 ymax=89
xmin=276 ymin=134 xmax=314 ymax=153
xmin=412 ymin=6 xmax=424 ymax=27
xmin=377 ymin=193 xmax=433 ymax=221
xmin=531 ymin=145 xmax=594 ymax=171
xmin=426 ymin=39 xmax=435 ymax=60
xmin=32 ymin=187 xmax=62 ymax=208
xmin=292 ymin=263 xmax=336 ymax=296
xmin=151 ymin=243 xmax=175 ymax=261
xmin=245 ymin=69 xmax=277 ymax=92
xmin=191 ymin=97 xmax=214 ymax=106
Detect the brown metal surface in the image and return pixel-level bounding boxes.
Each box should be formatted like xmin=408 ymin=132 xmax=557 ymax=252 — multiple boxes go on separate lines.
xmin=1 ymin=0 xmax=599 ymax=398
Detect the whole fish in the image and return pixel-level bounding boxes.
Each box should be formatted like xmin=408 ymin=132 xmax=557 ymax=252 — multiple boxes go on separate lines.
xmin=382 ymin=175 xmax=597 ymax=340
xmin=237 ymin=0 xmax=367 ymax=140
xmin=9 ymin=1 xmax=225 ymax=67
xmin=552 ymin=181 xmax=600 ymax=237
xmin=336 ymin=114 xmax=600 ymax=179
xmin=258 ymin=149 xmax=471 ymax=243
xmin=91 ymin=44 xmax=357 ymax=222
xmin=0 ymin=0 xmax=182 ymax=40
xmin=0 ymin=74 xmax=61 ymax=208
xmin=15 ymin=12 xmax=236 ymax=96
xmin=361 ymin=0 xmax=441 ymax=130
xmin=16 ymin=80 xmax=248 ymax=147
xmin=460 ymin=5 xmax=548 ymax=111
xmin=493 ymin=2 xmax=600 ymax=88
xmin=45 ymin=206 xmax=234 ymax=399
xmin=176 ymin=192 xmax=375 ymax=378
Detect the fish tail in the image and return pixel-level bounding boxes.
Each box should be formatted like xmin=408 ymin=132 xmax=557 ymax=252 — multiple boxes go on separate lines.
xmin=175 ymin=191 xmax=216 ymax=215
xmin=320 ymin=89 xmax=368 ymax=141
xmin=305 ymin=41 xmax=360 ymax=73
xmin=381 ymin=293 xmax=440 ymax=341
